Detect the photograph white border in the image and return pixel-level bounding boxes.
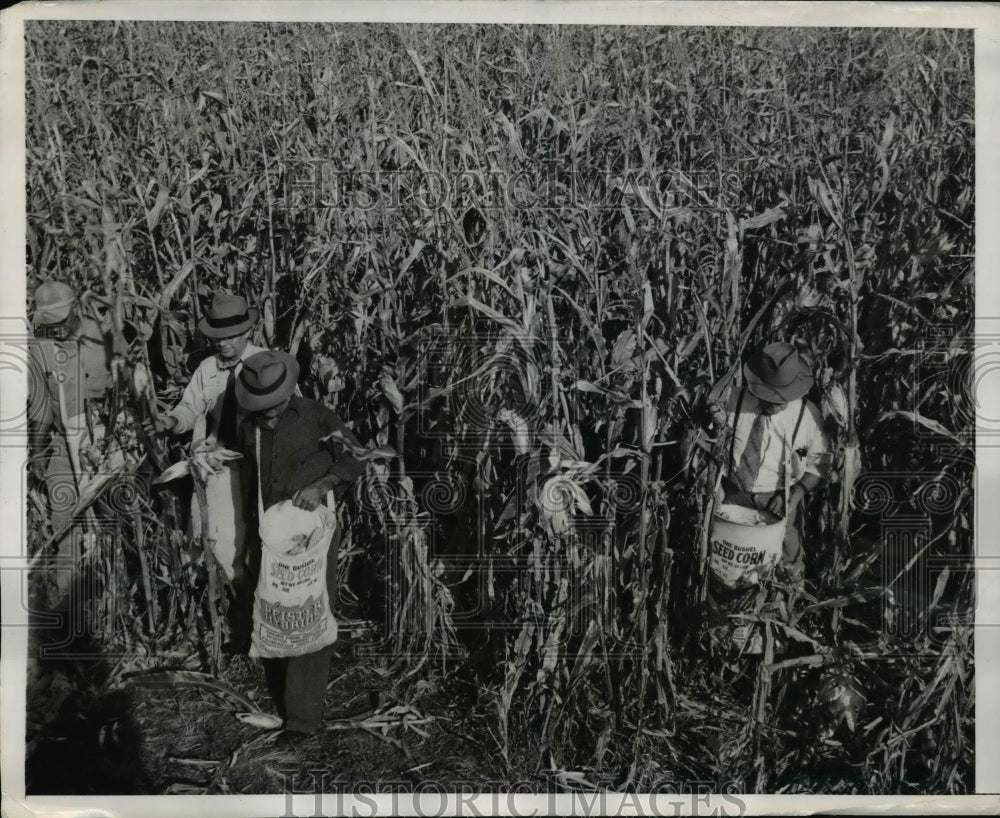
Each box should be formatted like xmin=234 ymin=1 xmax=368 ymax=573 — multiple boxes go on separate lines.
xmin=2 ymin=2 xmax=997 ymax=815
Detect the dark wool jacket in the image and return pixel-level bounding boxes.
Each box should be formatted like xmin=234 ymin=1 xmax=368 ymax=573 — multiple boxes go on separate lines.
xmin=237 ymin=395 xmax=367 ymax=606
xmin=237 ymin=395 xmax=366 ymax=510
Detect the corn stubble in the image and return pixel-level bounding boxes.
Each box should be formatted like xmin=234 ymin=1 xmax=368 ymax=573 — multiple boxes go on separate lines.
xmin=25 ymin=24 xmax=973 ymax=793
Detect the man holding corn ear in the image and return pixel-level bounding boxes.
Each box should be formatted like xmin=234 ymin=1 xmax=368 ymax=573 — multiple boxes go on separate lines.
xmin=233 ymin=350 xmax=366 ymax=749
xmin=709 ymin=341 xmax=829 ymax=583
xmin=28 ymin=281 xmax=121 ymax=603
xmin=155 ymin=292 xmax=266 ymax=651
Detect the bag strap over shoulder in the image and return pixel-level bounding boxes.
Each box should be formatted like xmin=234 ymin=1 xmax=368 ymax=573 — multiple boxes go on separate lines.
xmin=255 ymin=426 xmax=264 ymax=520
xmin=728 ymin=384 xmax=747 ymax=475
xmin=791 ymin=398 xmax=807 ymax=449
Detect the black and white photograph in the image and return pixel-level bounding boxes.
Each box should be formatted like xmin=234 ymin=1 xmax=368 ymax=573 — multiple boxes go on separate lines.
xmin=1 ymin=1 xmax=997 ymax=814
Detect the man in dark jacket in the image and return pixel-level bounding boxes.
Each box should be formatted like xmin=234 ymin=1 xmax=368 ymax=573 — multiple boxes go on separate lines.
xmin=234 ymin=350 xmax=366 ymax=748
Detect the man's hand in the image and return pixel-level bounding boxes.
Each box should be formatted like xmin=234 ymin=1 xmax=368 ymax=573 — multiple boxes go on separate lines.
xmin=765 ymin=492 xmax=785 ymax=519
xmin=292 ymin=482 xmax=328 ymax=511
xmin=153 ymin=414 xmax=178 ymax=434
xmin=766 ymin=484 xmax=806 ymax=519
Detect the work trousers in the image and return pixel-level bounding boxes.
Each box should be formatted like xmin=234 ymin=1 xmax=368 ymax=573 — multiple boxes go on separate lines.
xmin=40 ymin=408 xmax=109 ymax=599
xmin=44 ymin=435 xmax=79 ymax=598
xmin=262 ymin=645 xmax=336 ymax=734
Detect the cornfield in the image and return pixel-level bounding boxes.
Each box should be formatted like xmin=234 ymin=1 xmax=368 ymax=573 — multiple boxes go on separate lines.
xmin=21 ymin=21 xmax=974 ymax=795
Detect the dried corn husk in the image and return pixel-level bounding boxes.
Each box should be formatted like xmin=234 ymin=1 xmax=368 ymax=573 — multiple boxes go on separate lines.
xmin=153 ymin=459 xmax=190 ymax=485
xmin=498 ymin=408 xmax=530 ymax=455
xmin=822 ymin=382 xmax=849 ymax=429
xmin=236 ymin=712 xmax=283 ymax=730
xmin=538 ymin=475 xmax=592 ymax=536
xmin=191 ymin=443 xmax=243 ymax=481
xmin=818 ymin=669 xmax=866 ymax=735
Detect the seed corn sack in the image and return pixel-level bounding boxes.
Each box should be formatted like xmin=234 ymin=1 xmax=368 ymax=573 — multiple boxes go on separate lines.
xmin=250 ymin=499 xmax=339 ymax=659
xmin=709 ymin=504 xmax=787 ymax=589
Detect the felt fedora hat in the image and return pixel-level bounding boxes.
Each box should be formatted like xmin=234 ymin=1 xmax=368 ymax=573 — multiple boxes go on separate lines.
xmin=743 ymin=341 xmax=813 ymax=403
xmin=235 ymin=350 xmax=299 ymax=412
xmin=33 ymin=281 xmax=77 ymax=326
xmin=198 ymin=293 xmax=259 ymax=338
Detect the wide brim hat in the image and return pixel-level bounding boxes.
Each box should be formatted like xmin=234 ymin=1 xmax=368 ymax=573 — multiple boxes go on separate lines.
xmin=235 ymin=350 xmax=299 ymax=413
xmin=32 ymin=281 xmax=77 ymax=325
xmin=198 ymin=292 xmax=259 ymax=338
xmin=743 ymin=341 xmax=813 ymax=403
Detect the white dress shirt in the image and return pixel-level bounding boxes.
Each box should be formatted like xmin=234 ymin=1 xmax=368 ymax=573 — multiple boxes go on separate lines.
xmin=168 ymin=343 xmax=267 ymax=445
xmin=723 ymin=388 xmax=827 ymax=494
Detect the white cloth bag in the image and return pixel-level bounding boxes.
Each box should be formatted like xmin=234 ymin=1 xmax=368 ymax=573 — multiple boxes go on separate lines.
xmin=200 ymin=465 xmax=245 ymax=582
xmin=250 ymin=429 xmax=339 ymax=659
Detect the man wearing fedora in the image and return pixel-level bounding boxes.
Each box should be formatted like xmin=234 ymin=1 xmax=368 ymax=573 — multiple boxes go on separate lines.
xmin=234 ymin=350 xmax=366 ymax=747
xmin=710 ymin=341 xmax=829 ymax=581
xmin=156 ymin=292 xmax=266 ymax=447
xmin=28 ymin=281 xmax=119 ymax=602
xmin=156 ymin=292 xmax=266 ymax=652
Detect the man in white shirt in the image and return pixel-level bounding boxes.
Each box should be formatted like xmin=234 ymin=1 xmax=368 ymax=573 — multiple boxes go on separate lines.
xmin=155 ymin=293 xmax=266 ymax=447
xmin=155 ymin=293 xmax=266 ymax=652
xmin=710 ymin=342 xmax=828 ymax=580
